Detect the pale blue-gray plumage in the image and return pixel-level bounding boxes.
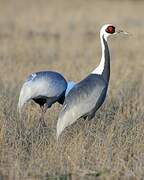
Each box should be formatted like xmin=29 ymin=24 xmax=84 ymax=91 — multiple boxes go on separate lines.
xmin=18 ymin=71 xmax=75 ymax=114
xmin=65 ymin=81 xmax=76 ymax=97
xmin=57 ymin=24 xmax=125 ymax=138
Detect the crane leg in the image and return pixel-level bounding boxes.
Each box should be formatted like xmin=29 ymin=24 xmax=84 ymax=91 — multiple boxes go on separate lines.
xmin=39 ymin=102 xmax=52 ymax=127
xmin=39 ymin=106 xmax=47 ymax=127
xmin=38 ymin=100 xmax=54 ymax=128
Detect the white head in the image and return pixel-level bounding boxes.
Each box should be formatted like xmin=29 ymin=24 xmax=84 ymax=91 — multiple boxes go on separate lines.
xmin=100 ymin=24 xmax=116 ymax=40
xmin=100 ymin=24 xmax=128 ymax=40
xmin=92 ymin=24 xmax=128 ymax=75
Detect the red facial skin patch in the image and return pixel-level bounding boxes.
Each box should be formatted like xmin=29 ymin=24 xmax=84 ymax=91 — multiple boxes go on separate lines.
xmin=106 ymin=26 xmax=115 ymax=34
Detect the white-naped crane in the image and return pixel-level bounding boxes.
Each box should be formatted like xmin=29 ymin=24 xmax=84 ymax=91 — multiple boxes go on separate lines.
xmin=57 ymin=24 xmax=127 ymax=138
xmin=18 ymin=70 xmax=76 ymax=126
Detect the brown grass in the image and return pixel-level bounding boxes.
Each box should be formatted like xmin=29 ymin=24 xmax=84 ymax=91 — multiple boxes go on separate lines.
xmin=0 ymin=0 xmax=144 ymax=179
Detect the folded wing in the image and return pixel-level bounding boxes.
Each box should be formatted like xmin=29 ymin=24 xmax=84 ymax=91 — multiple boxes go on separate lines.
xmin=57 ymin=74 xmax=108 ymax=138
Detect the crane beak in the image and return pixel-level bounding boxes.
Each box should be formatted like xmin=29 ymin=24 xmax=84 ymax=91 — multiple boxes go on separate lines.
xmin=115 ymin=29 xmax=129 ymax=35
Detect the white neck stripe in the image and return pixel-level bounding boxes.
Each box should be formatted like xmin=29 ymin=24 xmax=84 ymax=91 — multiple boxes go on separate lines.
xmin=91 ymin=24 xmax=112 ymax=75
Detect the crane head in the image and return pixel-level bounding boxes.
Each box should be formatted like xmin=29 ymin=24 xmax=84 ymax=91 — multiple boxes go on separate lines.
xmin=100 ymin=24 xmax=128 ymax=39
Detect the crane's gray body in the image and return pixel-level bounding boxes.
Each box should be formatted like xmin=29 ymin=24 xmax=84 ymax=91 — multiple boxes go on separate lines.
xmin=57 ymin=74 xmax=108 ymax=136
xmin=63 ymin=74 xmax=108 ymax=120
xmin=57 ymin=35 xmax=110 ymax=137
xmin=18 ymin=71 xmax=68 ymax=111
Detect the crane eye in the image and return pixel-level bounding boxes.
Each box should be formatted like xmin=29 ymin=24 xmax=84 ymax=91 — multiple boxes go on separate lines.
xmin=106 ymin=26 xmax=115 ymax=34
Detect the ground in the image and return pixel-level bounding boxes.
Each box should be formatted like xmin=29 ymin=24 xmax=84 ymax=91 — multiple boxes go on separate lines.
xmin=0 ymin=0 xmax=144 ymax=179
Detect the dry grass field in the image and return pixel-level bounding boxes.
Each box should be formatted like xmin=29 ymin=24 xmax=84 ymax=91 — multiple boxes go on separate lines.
xmin=0 ymin=0 xmax=144 ymax=179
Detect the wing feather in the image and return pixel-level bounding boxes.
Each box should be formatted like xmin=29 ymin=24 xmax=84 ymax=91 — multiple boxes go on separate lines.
xmin=18 ymin=71 xmax=67 ymax=112
xmin=57 ymin=74 xmax=107 ymax=138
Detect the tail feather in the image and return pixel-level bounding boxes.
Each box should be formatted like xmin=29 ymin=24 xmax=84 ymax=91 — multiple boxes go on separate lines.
xmin=18 ymin=83 xmax=31 ymax=113
xmin=56 ymin=104 xmax=70 ymax=139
